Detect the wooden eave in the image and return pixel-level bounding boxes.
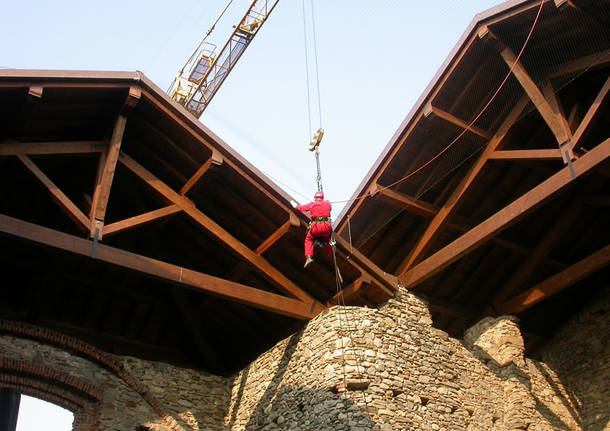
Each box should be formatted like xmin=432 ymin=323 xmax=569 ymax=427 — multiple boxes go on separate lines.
xmin=0 ymin=70 xmax=395 ymax=374
xmin=334 ymin=0 xmax=610 ymax=346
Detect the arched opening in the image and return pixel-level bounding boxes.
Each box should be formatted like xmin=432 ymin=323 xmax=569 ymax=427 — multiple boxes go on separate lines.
xmin=16 ymin=395 xmax=74 ymax=431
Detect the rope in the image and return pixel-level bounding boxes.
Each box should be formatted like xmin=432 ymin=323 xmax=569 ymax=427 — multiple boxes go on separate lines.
xmin=310 ymin=0 xmax=323 ymax=128
xmin=330 ymin=244 xmax=371 ymax=412
xmin=345 ymin=0 xmax=546 ymax=251
xmin=302 ymin=0 xmax=313 ymax=135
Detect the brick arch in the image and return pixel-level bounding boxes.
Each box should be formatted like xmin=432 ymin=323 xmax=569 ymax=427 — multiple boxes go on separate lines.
xmin=0 ymin=357 xmax=102 ymax=431
xmin=0 ymin=320 xmax=183 ymax=431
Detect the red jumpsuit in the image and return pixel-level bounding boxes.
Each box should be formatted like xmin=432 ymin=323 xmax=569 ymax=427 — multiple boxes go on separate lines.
xmin=296 ymin=199 xmax=332 ymax=257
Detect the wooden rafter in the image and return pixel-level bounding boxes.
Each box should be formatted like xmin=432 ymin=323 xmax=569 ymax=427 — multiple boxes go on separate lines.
xmin=489 ymin=201 xmax=583 ymax=311
xmin=375 ymin=184 xmax=566 ymax=269
xmin=501 ymin=47 xmax=572 ymax=145
xmin=326 ymin=275 xmax=371 ymax=307
xmin=396 ymin=96 xmax=530 ymax=276
xmin=16 ymin=155 xmax=90 ymax=231
xmin=570 ymin=75 xmax=610 ymax=151
xmin=478 ymin=26 xmax=572 ymax=146
xmin=255 ymin=214 xmax=299 ymax=256
xmin=90 ymin=86 xmax=141 ymax=238
xmin=118 ymin=152 xmax=324 ymax=311
xmin=138 ymin=89 xmax=296 ymax=217
xmin=375 ymin=185 xmax=437 ymax=218
xmin=424 ymin=103 xmax=491 ymax=140
xmin=0 ymin=213 xmax=322 ymax=320
xmin=542 ymin=79 xmax=573 ymax=154
xmin=180 ymin=149 xmax=223 ymax=195
xmin=102 ymin=205 xmax=182 ymax=237
xmin=400 ymin=137 xmax=610 ymax=289
xmin=333 ymin=234 xmax=398 ymax=293
xmin=0 ymin=141 xmax=105 ymax=156
xmin=549 ymin=49 xmax=610 ymax=80
xmin=500 ymin=244 xmax=610 ymax=314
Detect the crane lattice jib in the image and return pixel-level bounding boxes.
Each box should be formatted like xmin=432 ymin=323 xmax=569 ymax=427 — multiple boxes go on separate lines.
xmin=169 ymin=0 xmax=280 ymax=118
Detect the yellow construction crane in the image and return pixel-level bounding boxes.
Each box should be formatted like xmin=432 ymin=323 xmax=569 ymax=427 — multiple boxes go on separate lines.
xmin=168 ymin=0 xmax=280 ymax=118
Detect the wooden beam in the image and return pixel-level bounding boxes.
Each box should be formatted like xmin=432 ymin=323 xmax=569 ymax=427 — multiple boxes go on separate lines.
xmin=553 ymin=0 xmax=576 ymax=10
xmin=375 ymin=186 xmax=437 ymax=218
xmin=90 ymin=86 xmax=141 ymax=238
xmin=488 ymin=149 xmax=563 ymax=161
xmin=501 ymin=244 xmax=610 ymax=314
xmin=500 ymin=46 xmax=572 ymax=145
xmin=326 ymin=275 xmax=371 ymax=307
xmin=91 ymin=114 xmax=127 ymax=231
xmin=180 ymin=149 xmax=224 ymax=195
xmin=549 ymin=49 xmax=610 ymax=79
xmin=570 ymin=75 xmax=610 ymax=151
xmin=102 ymin=205 xmax=182 ymax=236
xmin=333 ymin=235 xmax=398 ymax=293
xmin=17 ymin=155 xmax=90 ymax=231
xmin=374 ymin=184 xmax=566 ymax=269
xmin=0 ymin=141 xmax=105 ymax=156
xmin=256 ymin=220 xmax=291 ymax=255
xmin=0 ymin=213 xmax=322 ymax=320
xmin=424 ymin=103 xmax=491 ymax=140
xmin=138 ymin=89 xmax=296 ymax=216
xmin=400 ymin=137 xmax=610 ymax=289
xmin=118 ymin=152 xmax=324 ymax=311
xmin=396 ymin=96 xmax=530 ymax=276
xmin=490 ymin=202 xmax=583 ymax=310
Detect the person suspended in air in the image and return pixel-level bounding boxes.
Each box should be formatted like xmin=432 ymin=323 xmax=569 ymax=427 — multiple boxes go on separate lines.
xmin=296 ymin=191 xmax=332 ymax=268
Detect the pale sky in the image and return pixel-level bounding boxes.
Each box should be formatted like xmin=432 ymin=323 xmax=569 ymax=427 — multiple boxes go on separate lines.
xmin=1 ymin=0 xmax=502 ymax=427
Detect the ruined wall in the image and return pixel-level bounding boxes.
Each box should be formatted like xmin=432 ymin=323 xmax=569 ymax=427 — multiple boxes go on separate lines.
xmin=225 ymin=287 xmax=607 ymax=431
xmin=536 ymin=287 xmax=610 ymax=431
xmin=2 ymin=287 xmax=607 ymax=431
xmin=0 ymin=320 xmax=232 ymax=431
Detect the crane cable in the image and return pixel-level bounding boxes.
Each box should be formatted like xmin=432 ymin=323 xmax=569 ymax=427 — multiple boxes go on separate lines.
xmin=301 ymin=0 xmax=371 ymax=407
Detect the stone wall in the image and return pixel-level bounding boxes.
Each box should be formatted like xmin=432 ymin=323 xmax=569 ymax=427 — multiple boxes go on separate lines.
xmin=536 ymin=287 xmax=610 ymax=431
xmin=0 ymin=320 xmax=232 ymax=431
xmin=1 ymin=287 xmax=607 ymax=430
xmin=224 ymin=287 xmax=608 ymax=431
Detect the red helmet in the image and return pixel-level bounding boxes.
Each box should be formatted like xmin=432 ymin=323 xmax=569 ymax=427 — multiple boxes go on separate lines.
xmin=314 ymin=191 xmax=324 ymax=200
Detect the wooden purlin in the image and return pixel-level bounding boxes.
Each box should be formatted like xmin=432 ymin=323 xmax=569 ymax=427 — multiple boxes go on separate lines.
xmin=0 ymin=213 xmax=321 ymax=320
xmin=400 ymin=137 xmax=610 ymax=290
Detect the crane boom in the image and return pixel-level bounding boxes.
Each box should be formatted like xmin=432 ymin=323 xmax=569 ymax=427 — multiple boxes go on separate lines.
xmin=168 ymin=0 xmax=280 ymax=118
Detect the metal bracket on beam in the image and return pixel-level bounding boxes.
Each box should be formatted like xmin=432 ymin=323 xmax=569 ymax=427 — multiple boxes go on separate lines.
xmin=559 ymin=140 xmax=577 ymax=178
xmin=27 ymin=86 xmax=43 ymax=99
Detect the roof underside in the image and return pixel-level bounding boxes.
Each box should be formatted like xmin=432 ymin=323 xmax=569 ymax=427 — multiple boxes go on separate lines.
xmin=0 ymin=71 xmax=395 ymax=375
xmin=336 ymin=0 xmax=610 ymax=354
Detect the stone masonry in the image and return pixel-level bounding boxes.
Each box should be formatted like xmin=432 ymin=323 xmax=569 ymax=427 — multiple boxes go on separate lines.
xmin=1 ymin=286 xmax=607 ymax=430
